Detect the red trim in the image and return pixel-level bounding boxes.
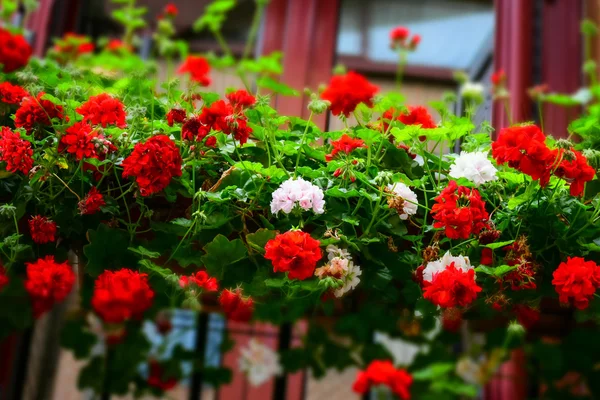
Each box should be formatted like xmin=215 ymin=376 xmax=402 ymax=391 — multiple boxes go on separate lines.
xmin=492 ymin=0 xmax=534 ymax=132
xmin=338 ymin=55 xmax=456 ymax=81
xmin=541 ymin=0 xmax=583 ymax=138
xmin=25 ymin=0 xmax=55 ymax=56
xmin=261 ymin=0 xmax=288 ymax=56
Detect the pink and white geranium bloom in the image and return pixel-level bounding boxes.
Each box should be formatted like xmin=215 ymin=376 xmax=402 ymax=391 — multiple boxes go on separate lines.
xmin=325 ymin=245 xmax=362 ymax=297
xmin=423 ymin=251 xmax=474 ymax=283
xmin=270 ymin=177 xmax=325 ymax=215
xmin=449 ymin=151 xmax=498 ymax=185
xmin=239 ymin=338 xmax=283 ymax=386
xmin=387 ymin=182 xmax=419 ymax=220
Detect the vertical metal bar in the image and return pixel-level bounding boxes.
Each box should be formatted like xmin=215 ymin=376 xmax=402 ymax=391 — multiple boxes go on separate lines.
xmin=8 ymin=327 xmax=34 ymax=400
xmin=272 ymin=323 xmax=292 ymax=400
xmin=189 ymin=312 xmax=210 ymax=400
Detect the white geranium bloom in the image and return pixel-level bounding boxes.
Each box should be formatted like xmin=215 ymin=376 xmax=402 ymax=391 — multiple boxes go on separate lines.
xmin=334 ymin=261 xmax=362 ymax=298
xmin=422 ymin=251 xmax=473 ymax=283
xmin=326 ymin=245 xmax=351 ymax=261
xmin=387 ymin=182 xmax=419 ymax=220
xmin=239 ymin=339 xmax=283 ymax=387
xmin=449 ymin=151 xmax=498 ymax=185
xmin=270 ymin=177 xmax=325 ymax=215
xmin=460 ymin=82 xmax=485 ymax=100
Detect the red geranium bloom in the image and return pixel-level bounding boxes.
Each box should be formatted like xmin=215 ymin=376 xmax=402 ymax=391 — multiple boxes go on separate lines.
xmin=0 ymin=127 xmax=33 ymax=174
xmin=219 ymin=288 xmax=254 ymax=322
xmin=325 ymin=134 xmax=366 ymax=162
xmin=390 ymin=26 xmax=410 ymax=44
xmin=441 ymin=307 xmax=463 ymax=333
xmin=491 ymin=125 xmax=556 ymax=186
xmin=77 ymin=93 xmax=127 ymax=128
xmin=264 ymin=230 xmax=322 ymax=280
xmin=182 ymin=116 xmax=203 ymax=141
xmin=167 ymin=108 xmax=186 ymax=126
xmin=397 ymin=106 xmax=436 ymax=128
xmin=513 ymin=304 xmax=540 ymax=330
xmin=122 ymin=135 xmax=182 ymax=196
xmin=106 ymin=39 xmax=131 ymax=53
xmin=197 ymin=100 xmax=253 ymax=144
xmin=164 ymin=3 xmax=178 ymax=17
xmin=178 ymin=56 xmax=211 ymax=86
xmin=552 ymin=257 xmax=600 ymax=310
xmin=478 ymin=228 xmax=501 ymax=245
xmin=78 ymin=187 xmax=105 ymax=215
xmin=353 ymin=360 xmax=412 ymax=400
xmin=321 ymin=71 xmax=378 ymax=117
xmin=431 ymin=181 xmax=489 ymax=239
xmin=147 ymin=360 xmax=177 ymax=390
xmin=52 ymin=33 xmax=94 ymax=61
xmin=491 ymin=69 xmax=506 ymax=86
xmin=92 ymin=268 xmax=154 ymax=324
xmin=500 ymin=240 xmax=538 ymax=291
xmin=480 ymin=248 xmax=493 ymax=266
xmin=0 ymin=28 xmax=32 ymax=72
xmin=0 ymin=266 xmax=9 ymax=292
xmin=179 ymin=270 xmax=218 ymax=292
xmin=59 ymin=122 xmax=100 ymax=160
xmin=28 ymin=215 xmax=57 ymax=244
xmin=15 ymin=93 xmax=65 ymax=133
xmin=226 ymin=89 xmax=256 ymax=112
xmin=25 ymin=256 xmax=75 ymax=318
xmin=554 ymin=149 xmax=595 ymax=196
xmin=0 ymin=82 xmax=29 ymax=105
xmin=409 ymin=34 xmax=421 ymax=49
xmin=423 ymin=263 xmax=482 ymax=308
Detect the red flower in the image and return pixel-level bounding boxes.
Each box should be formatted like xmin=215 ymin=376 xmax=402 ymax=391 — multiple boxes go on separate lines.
xmin=52 ymin=33 xmax=94 ymax=62
xmin=155 ymin=313 xmax=172 ymax=335
xmin=397 ymin=144 xmax=417 ymax=159
xmin=92 ymin=268 xmax=154 ymax=324
xmin=0 ymin=28 xmax=32 ymax=72
xmin=513 ymin=304 xmax=539 ymax=330
xmin=226 ymin=89 xmax=256 ymax=112
xmin=441 ymin=307 xmax=463 ymax=332
xmin=390 ymin=26 xmax=410 ymax=44
xmin=481 ymin=248 xmax=493 ymax=266
xmin=552 ymin=257 xmax=600 ymax=310
xmin=147 ymin=360 xmax=177 ymax=390
xmin=59 ymin=122 xmax=99 ymax=160
xmin=167 ymin=108 xmax=186 ymax=126
xmin=397 ymin=106 xmax=436 ymax=129
xmin=24 ymin=256 xmax=75 ymax=318
xmin=0 ymin=266 xmax=9 ymax=292
xmin=554 ymin=149 xmax=595 ymax=196
xmin=353 ymin=360 xmax=412 ymax=400
xmin=0 ymin=82 xmax=29 ymax=105
xmin=491 ymin=125 xmax=556 ymax=186
xmin=182 ymin=116 xmax=203 ymax=141
xmin=179 ymin=270 xmax=218 ymax=291
xmin=205 ymin=136 xmax=217 ymax=147
xmin=423 ymin=263 xmax=482 ymax=308
xmin=321 ymin=71 xmax=378 ymax=117
xmin=264 ymin=230 xmax=322 ymax=280
xmin=28 ymin=215 xmax=57 ymax=244
xmin=15 ymin=93 xmax=65 ymax=133
xmin=76 ymin=93 xmax=127 ymax=128
xmin=106 ymin=39 xmax=131 ymax=53
xmin=431 ymin=181 xmax=489 ymax=240
xmin=122 ymin=135 xmax=182 ymax=196
xmin=325 ymin=134 xmax=366 ymax=161
xmin=197 ymin=100 xmax=253 ymax=144
xmin=219 ymin=288 xmax=254 ymax=322
xmin=0 ymin=127 xmax=33 ymax=174
xmin=491 ymin=69 xmax=506 ymax=86
xmin=78 ymin=187 xmax=105 ymax=215
xmin=502 ymin=259 xmax=537 ymax=291
xmin=409 ymin=34 xmax=421 ymax=50
xmin=178 ymin=56 xmax=211 ymax=86
xmin=478 ymin=228 xmax=501 ymax=245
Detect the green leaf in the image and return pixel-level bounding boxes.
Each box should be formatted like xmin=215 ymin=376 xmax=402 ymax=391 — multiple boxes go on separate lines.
xmin=61 ymin=319 xmax=97 ymax=359
xmin=246 ymin=229 xmax=276 ymax=252
xmin=412 ymin=362 xmax=455 ymax=380
xmin=200 ymin=235 xmax=248 ymax=280
xmin=128 ymin=246 xmax=161 ymax=259
xmin=83 ymin=225 xmax=135 ymax=277
xmin=475 ymin=264 xmax=517 ymax=277
xmin=257 ymin=76 xmax=299 ymax=96
xmin=78 ymin=356 xmax=104 ymax=392
xmin=483 ymin=240 xmax=514 ymax=249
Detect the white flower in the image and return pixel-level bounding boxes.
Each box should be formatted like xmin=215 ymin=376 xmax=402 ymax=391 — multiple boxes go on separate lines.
xmin=239 ymin=339 xmax=283 ymax=387
xmin=334 ymin=260 xmax=362 ymax=298
xmin=456 ymin=357 xmax=484 ymax=386
xmin=449 ymin=151 xmax=498 ymax=185
xmin=326 ymin=244 xmax=351 ymax=261
xmin=387 ymin=182 xmax=418 ymax=220
xmin=422 ymin=251 xmax=473 ymax=283
xmin=460 ymin=82 xmax=485 ymax=101
xmin=270 ymin=177 xmax=325 ymax=215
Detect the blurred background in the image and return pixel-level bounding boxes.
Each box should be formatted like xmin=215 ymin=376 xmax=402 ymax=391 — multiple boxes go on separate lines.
xmin=0 ymin=0 xmax=596 ymax=399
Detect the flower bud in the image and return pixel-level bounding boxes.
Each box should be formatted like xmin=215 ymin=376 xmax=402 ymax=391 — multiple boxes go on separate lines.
xmin=555 ymin=138 xmax=574 ymax=150
xmin=460 ymin=82 xmax=485 ymax=104
xmin=507 ymin=320 xmax=526 ymax=339
xmin=308 ymin=99 xmax=330 ymax=115
xmin=374 ymin=171 xmax=393 ymax=186
xmin=583 ymin=149 xmax=600 ymax=170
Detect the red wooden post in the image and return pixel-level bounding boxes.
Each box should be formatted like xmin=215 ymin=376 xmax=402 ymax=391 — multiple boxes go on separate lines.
xmin=25 ymin=0 xmax=55 ymax=56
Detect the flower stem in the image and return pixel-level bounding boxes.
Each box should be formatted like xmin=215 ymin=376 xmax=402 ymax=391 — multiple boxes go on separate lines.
xmin=294 ymin=111 xmax=314 ymax=177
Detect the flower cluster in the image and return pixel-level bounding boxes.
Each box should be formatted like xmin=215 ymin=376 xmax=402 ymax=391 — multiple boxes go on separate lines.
xmin=389 ymin=25 xmax=421 ymax=51
xmin=219 ymin=288 xmax=254 ymax=322
xmin=24 ymin=256 xmax=76 ymax=318
xmin=431 ymin=181 xmax=489 ymax=239
xmin=554 ymin=148 xmax=595 ymax=196
xmin=15 ymin=93 xmax=65 ymax=132
xmin=265 ymin=230 xmax=322 ymax=280
xmin=421 ymin=252 xmax=481 ymax=308
xmin=91 ymin=268 xmax=154 ymax=324
xmin=178 ymin=55 xmax=211 ymax=86
xmin=270 ymin=177 xmax=325 ymax=215
xmin=0 ymin=28 xmax=32 ymax=73
xmin=321 ymin=72 xmax=378 ymax=117
xmin=353 ymin=360 xmax=413 ymax=400
xmin=121 ymin=135 xmax=182 ymax=196
xmin=0 ymin=82 xmax=29 ymax=105
xmin=0 ymin=127 xmax=33 ymax=174
xmin=386 ymin=182 xmax=418 ymax=220
xmin=179 ymin=270 xmax=219 ymax=291
xmin=314 ymin=245 xmax=362 ymax=298
xmin=76 ymin=93 xmax=127 ymax=128
xmin=501 ymin=239 xmax=538 ymax=291
xmin=384 ymin=106 xmax=437 ymax=130
xmin=28 ymin=215 xmax=57 ymax=244
xmin=326 ymin=133 xmax=366 ymax=162
xmin=78 ymin=187 xmax=105 ymax=215
xmin=552 ymin=257 xmax=600 ymax=310
xmin=449 ymin=151 xmax=498 ymax=185
xmin=238 ymin=339 xmax=282 ymax=386
xmin=51 ymin=33 xmax=95 ymax=63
